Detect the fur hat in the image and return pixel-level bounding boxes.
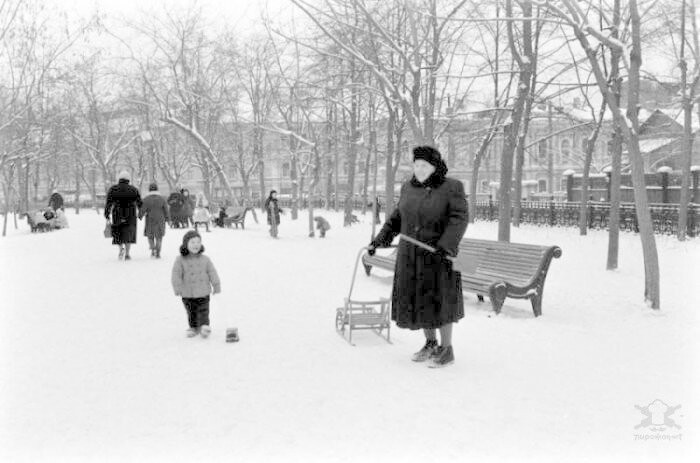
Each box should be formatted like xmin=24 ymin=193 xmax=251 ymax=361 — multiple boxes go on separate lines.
xmin=411 ymin=145 xmax=448 ymax=186
xmin=412 ymin=146 xmax=443 ymax=168
xmin=180 ymin=230 xmax=204 ymax=256
xmin=148 ymin=182 xmax=158 ymax=191
xmin=118 ymin=170 xmax=130 ymax=181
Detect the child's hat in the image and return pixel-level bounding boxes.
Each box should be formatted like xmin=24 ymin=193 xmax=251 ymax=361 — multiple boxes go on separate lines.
xmin=182 ymin=230 xmax=201 ymax=246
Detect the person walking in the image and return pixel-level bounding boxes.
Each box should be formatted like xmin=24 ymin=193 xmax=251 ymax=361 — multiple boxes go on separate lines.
xmin=264 ymin=190 xmax=283 ymax=238
xmin=139 ymin=182 xmax=170 ymax=258
xmin=104 ymin=170 xmax=142 ymax=260
xmin=368 ymin=146 xmax=468 ymax=368
xmin=171 ymin=230 xmax=221 ymax=338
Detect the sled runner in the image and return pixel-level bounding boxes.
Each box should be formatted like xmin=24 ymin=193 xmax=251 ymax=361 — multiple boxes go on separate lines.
xmin=335 ymin=247 xmax=391 ymax=346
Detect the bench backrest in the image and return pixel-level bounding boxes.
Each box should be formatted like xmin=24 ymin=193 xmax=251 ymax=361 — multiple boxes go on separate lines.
xmin=225 ymin=206 xmax=246 ymax=218
xmin=458 ymin=238 xmax=560 ymax=286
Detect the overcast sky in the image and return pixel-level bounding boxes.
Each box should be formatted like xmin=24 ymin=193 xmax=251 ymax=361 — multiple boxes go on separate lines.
xmin=61 ymin=0 xmax=292 ymax=35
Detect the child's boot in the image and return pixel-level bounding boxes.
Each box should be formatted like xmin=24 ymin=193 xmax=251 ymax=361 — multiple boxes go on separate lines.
xmin=200 ymin=325 xmax=211 ymax=338
xmin=186 ymin=328 xmax=198 ymax=338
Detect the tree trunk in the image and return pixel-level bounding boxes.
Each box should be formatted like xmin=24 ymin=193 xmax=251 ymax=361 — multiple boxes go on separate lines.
xmin=579 ymin=103 xmax=607 ymax=235
xmin=607 ymin=0 xmax=623 ymax=270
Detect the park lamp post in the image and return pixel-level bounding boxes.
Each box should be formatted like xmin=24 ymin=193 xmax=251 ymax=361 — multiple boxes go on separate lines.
xmin=562 ymin=169 xmax=575 ymax=202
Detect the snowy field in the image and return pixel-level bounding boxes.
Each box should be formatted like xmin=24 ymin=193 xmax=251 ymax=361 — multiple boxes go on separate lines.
xmin=1 ymin=207 xmax=699 ymax=463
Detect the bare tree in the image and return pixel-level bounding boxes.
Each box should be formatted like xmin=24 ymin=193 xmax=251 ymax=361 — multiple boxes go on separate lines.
xmin=542 ymin=0 xmax=661 ymax=309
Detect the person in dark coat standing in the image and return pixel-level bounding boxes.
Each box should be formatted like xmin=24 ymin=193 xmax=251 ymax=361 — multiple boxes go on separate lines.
xmin=181 ymin=188 xmax=194 ymax=227
xmin=48 ymin=190 xmax=64 ymax=211
xmin=368 ymin=146 xmax=468 ymax=368
xmin=264 ymin=190 xmax=283 ymax=238
xmin=104 ymin=170 xmax=143 ymax=260
xmin=139 ymin=182 xmax=170 ymax=258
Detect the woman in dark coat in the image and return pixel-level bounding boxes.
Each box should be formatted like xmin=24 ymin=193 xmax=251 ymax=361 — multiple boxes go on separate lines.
xmin=139 ymin=182 xmax=170 ymax=258
xmin=48 ymin=190 xmax=64 ymax=211
xmin=181 ymin=189 xmax=194 ymax=227
xmin=167 ymin=190 xmax=183 ymax=228
xmin=369 ymin=146 xmax=468 ymax=368
xmin=104 ymin=170 xmax=142 ymax=260
xmin=264 ymin=190 xmax=283 ymax=237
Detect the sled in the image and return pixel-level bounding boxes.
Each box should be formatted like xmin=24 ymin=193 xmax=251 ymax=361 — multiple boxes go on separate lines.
xmin=335 ymin=247 xmax=391 ymax=346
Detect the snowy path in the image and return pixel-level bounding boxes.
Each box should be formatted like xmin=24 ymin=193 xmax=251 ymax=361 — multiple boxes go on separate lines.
xmin=1 ymin=209 xmax=698 ymax=462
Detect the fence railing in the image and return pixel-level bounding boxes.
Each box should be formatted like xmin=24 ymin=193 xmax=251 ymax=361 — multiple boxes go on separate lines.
xmin=474 ymin=200 xmax=700 ymax=237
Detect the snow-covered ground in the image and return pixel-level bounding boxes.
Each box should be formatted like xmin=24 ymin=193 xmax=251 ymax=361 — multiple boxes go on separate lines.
xmin=1 ymin=208 xmax=698 ymax=463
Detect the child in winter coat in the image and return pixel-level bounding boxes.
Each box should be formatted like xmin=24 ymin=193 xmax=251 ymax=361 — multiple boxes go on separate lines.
xmin=171 ymin=230 xmax=221 ymax=338
xmin=313 ymin=215 xmax=331 ymax=238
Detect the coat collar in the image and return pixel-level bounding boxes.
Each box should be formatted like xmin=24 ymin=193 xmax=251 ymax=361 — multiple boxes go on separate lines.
xmin=410 ymin=170 xmax=446 ymax=189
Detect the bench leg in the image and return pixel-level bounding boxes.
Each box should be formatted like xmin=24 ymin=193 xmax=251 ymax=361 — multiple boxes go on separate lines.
xmin=530 ymin=291 xmax=543 ymax=317
xmin=362 ymin=263 xmax=372 ymax=276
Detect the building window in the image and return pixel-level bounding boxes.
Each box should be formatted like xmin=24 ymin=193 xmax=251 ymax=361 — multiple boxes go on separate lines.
xmin=581 ymin=137 xmax=588 ymax=154
xmin=538 ymin=140 xmax=547 ymax=163
xmin=560 ymin=138 xmax=571 ymax=164
xmin=282 ymin=162 xmax=290 ymax=177
xmin=538 ymin=179 xmax=547 ymax=192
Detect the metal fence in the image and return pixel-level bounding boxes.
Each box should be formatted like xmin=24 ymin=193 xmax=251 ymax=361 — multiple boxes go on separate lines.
xmin=474 ymin=200 xmax=700 ymax=237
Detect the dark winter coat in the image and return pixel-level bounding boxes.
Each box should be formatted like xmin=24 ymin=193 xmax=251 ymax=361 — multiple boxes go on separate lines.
xmin=372 ymin=169 xmax=468 ymax=330
xmin=104 ymin=179 xmax=142 ymax=245
xmin=264 ymin=197 xmax=282 ymax=225
xmin=181 ymin=190 xmax=194 ymax=218
xmin=48 ymin=192 xmax=64 ymax=211
xmin=139 ymin=192 xmax=170 ymax=239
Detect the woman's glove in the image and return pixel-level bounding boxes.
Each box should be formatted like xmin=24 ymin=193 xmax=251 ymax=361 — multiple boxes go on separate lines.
xmin=434 ymin=247 xmax=450 ymax=259
xmin=367 ymin=242 xmax=378 ymax=256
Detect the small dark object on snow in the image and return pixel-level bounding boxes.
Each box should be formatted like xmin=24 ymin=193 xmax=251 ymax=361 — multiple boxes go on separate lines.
xmin=226 ymin=327 xmax=239 ymax=343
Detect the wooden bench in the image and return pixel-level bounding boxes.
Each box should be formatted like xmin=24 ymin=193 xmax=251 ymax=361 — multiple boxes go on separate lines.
xmin=223 ymin=207 xmax=250 ymax=229
xmin=362 ymin=238 xmax=562 ymax=317
xmin=24 ymin=212 xmax=52 ymax=232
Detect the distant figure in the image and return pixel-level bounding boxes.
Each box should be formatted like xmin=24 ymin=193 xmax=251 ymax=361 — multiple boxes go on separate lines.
xmin=48 ymin=190 xmax=64 ymax=211
xmin=193 ymin=206 xmax=211 ymax=233
xmin=181 ymin=189 xmax=194 ymax=227
xmin=264 ymin=190 xmax=283 ymax=238
xmin=104 ymin=170 xmax=142 ymax=260
xmin=50 ymin=208 xmax=69 ymax=229
xmin=314 ymin=216 xmax=331 ymax=238
xmin=214 ymin=205 xmax=227 ymax=228
xmin=139 ymin=182 xmax=169 ymax=258
xmin=171 ymin=230 xmax=221 ymax=338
